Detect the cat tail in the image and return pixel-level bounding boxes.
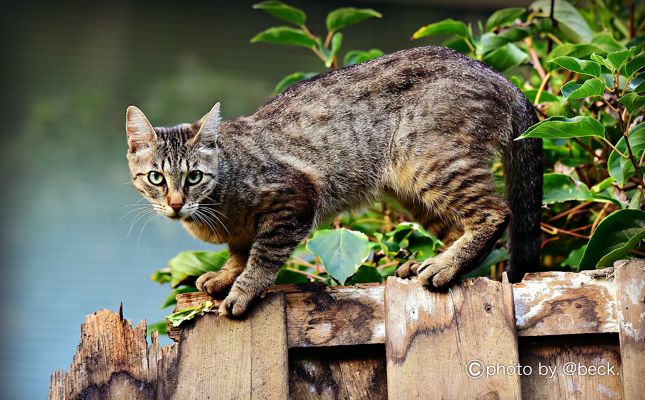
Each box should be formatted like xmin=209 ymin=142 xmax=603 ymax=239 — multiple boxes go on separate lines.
xmin=503 ymin=97 xmax=542 ymax=283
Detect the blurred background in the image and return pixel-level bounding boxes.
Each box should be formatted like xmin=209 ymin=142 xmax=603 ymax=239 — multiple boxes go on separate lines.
xmin=1 ymin=0 xmax=529 ymax=397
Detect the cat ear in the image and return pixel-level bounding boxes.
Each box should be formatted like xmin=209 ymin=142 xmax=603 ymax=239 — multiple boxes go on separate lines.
xmin=126 ymin=105 xmax=156 ymax=154
xmin=193 ymin=102 xmax=220 ymax=148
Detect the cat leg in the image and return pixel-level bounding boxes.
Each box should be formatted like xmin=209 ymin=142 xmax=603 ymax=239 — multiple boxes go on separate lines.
xmin=196 ymin=249 xmax=248 ymax=297
xmin=220 ymin=207 xmax=314 ymax=317
xmin=416 ymin=194 xmax=509 ymax=289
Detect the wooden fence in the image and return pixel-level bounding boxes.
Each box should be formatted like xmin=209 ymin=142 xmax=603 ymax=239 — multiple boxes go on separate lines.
xmin=49 ymin=260 xmax=644 ymax=399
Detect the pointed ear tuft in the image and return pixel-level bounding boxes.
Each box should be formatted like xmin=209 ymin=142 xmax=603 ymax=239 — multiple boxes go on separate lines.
xmin=193 ymin=102 xmax=220 ymax=147
xmin=126 ymin=105 xmax=156 ymax=154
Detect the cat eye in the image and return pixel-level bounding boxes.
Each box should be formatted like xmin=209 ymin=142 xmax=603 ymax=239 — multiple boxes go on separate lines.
xmin=148 ymin=171 xmax=165 ymax=186
xmin=186 ymin=170 xmax=203 ymax=185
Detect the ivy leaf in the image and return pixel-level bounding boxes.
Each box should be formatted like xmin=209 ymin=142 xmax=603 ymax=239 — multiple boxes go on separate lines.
xmin=150 ymin=268 xmax=172 ymax=285
xmin=167 ymin=250 xmax=229 ymax=288
xmin=275 ymin=267 xmax=309 ymax=284
xmin=343 ymin=49 xmax=384 ymax=65
xmin=306 ymin=228 xmax=371 ymax=284
xmin=147 ymin=321 xmax=168 ymax=336
xmin=412 ymin=19 xmax=471 ymax=40
xmin=623 ymin=51 xmax=645 ymax=78
xmin=561 ymin=78 xmax=605 ymax=99
xmin=618 ymin=93 xmax=645 ymax=114
xmin=250 ymin=26 xmax=316 ymax=48
xmin=579 ymin=209 xmax=645 ymax=269
xmin=607 ymin=49 xmax=631 ymax=70
xmin=608 ymin=123 xmax=645 ymax=185
xmin=591 ymin=33 xmax=627 ymax=53
xmin=548 ymin=56 xmax=601 ymax=77
xmin=530 ymin=0 xmax=593 ymax=43
xmin=326 ymin=7 xmax=381 ymax=33
xmin=486 ymin=7 xmax=526 ymax=31
xmin=252 ymin=1 xmax=306 ymax=26
xmin=522 ymin=89 xmax=560 ymax=103
xmin=626 ymin=74 xmax=645 ymax=93
xmin=478 ymin=29 xmax=529 ymax=55
xmin=519 ymin=116 xmax=605 ymax=140
xmin=482 ymin=42 xmax=528 ymax=71
xmin=542 ymin=173 xmax=593 ymax=204
xmin=273 ymin=71 xmax=319 ymax=94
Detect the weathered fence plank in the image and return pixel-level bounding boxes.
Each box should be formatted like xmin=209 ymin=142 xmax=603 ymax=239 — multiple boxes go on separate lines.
xmin=615 ymin=259 xmax=645 ymax=400
xmin=384 ymin=276 xmax=521 ymax=399
xmin=171 ymin=292 xmax=288 ymax=400
xmin=289 ymin=346 xmax=387 ymax=400
xmin=48 ymin=310 xmax=175 ymax=400
xmin=514 ymin=271 xmax=617 ymax=337
xmin=519 ymin=336 xmax=623 ymax=399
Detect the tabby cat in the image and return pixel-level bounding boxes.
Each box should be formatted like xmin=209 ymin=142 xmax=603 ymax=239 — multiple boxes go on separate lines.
xmin=126 ymin=46 xmax=542 ymax=317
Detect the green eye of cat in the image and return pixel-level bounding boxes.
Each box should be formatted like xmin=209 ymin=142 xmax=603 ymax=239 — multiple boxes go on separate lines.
xmin=148 ymin=171 xmax=165 ymax=186
xmin=187 ymin=170 xmax=203 ymax=185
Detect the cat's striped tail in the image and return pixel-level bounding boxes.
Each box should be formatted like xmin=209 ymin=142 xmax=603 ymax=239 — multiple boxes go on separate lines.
xmin=503 ymin=97 xmax=542 ymax=283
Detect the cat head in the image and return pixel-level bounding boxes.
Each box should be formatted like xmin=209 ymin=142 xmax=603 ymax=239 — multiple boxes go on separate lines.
xmin=126 ymin=103 xmax=220 ymax=220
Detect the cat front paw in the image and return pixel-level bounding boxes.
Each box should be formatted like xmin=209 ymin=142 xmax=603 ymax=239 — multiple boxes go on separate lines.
xmin=395 ymin=260 xmax=421 ymax=278
xmin=416 ymin=258 xmax=459 ymax=289
xmin=219 ymin=286 xmax=255 ymax=317
xmin=196 ymin=271 xmax=234 ymax=296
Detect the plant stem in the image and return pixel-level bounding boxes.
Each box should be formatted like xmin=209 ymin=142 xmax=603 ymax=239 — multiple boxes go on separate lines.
xmin=549 ymin=201 xmax=592 ymax=222
xmin=535 ymin=72 xmax=552 ymax=105
xmin=377 ymin=260 xmax=400 ymax=270
xmin=599 ymin=137 xmax=629 ymax=158
xmin=622 ymin=129 xmax=645 ymax=188
xmin=591 ymin=203 xmax=612 ymax=233
xmin=541 ymin=222 xmax=591 ymax=239
xmin=525 ymin=37 xmax=547 ymax=80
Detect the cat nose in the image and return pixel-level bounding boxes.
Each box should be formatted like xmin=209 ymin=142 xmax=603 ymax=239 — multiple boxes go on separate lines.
xmin=169 ymin=203 xmax=183 ymax=212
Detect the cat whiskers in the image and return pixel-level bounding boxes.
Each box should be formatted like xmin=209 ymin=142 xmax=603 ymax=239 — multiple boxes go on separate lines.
xmin=193 ymin=209 xmax=221 ymax=238
xmin=198 ymin=207 xmax=230 ymax=236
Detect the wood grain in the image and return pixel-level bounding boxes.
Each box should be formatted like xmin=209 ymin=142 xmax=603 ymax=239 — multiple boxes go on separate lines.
xmin=614 ymin=259 xmax=645 ymax=400
xmin=289 ymin=346 xmax=387 ymax=400
xmin=513 ymin=270 xmax=618 ymax=337
xmin=519 ymin=335 xmax=623 ymax=400
xmin=384 ymin=276 xmax=521 ymax=399
xmin=47 ymin=310 xmax=175 ymax=400
xmin=171 ymin=292 xmax=289 ymax=400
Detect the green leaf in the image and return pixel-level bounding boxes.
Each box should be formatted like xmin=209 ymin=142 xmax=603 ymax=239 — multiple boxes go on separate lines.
xmin=250 ymin=26 xmax=316 ymax=48
xmin=167 ymin=250 xmax=229 ymax=288
xmin=272 ymin=71 xmax=318 ymax=94
xmin=326 ymin=7 xmax=381 ymax=33
xmin=542 ymin=173 xmax=593 ymax=204
xmin=412 ymin=19 xmax=470 ymax=40
xmin=626 ymin=74 xmax=645 ymax=93
xmin=579 ymin=209 xmax=645 ymax=269
xmin=482 ymin=42 xmax=529 ymax=71
xmin=478 ymin=29 xmax=529 ymax=55
xmin=346 ymin=265 xmax=383 ymax=285
xmin=561 ymin=78 xmax=605 ymax=99
xmin=343 ymin=49 xmax=384 ymax=65
xmin=623 ymin=50 xmax=645 ymax=77
xmin=462 ymin=248 xmax=509 ymax=278
xmin=161 ymin=286 xmax=198 ymax=309
xmin=323 ymin=32 xmax=343 ymax=68
xmin=607 ymin=49 xmax=630 ymax=70
xmin=561 ymin=245 xmax=586 ymax=269
xmin=252 ymin=1 xmax=306 ymax=26
xmin=150 ymin=268 xmax=172 ymax=285
xmin=618 ymin=93 xmax=645 ymax=113
xmin=591 ymin=33 xmax=627 ymax=53
xmin=547 ymin=44 xmax=605 ymax=60
xmin=147 ymin=320 xmax=168 ymax=336
xmin=522 ymin=89 xmax=560 ymax=103
xmin=519 ymin=116 xmax=605 ymax=140
xmin=306 ymin=228 xmax=371 ymax=284
xmin=591 ymin=177 xmax=615 ymax=193
xmin=530 ymin=0 xmax=593 ymax=43
xmin=548 ymin=56 xmax=601 ymax=77
xmin=275 ymin=268 xmax=310 ymax=284
xmin=166 ymin=300 xmax=215 ymax=328
xmin=608 ymin=123 xmax=645 ymax=185
xmin=486 ymin=7 xmax=526 ymax=31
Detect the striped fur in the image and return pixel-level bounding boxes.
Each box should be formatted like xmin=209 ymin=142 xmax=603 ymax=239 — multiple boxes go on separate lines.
xmin=126 ymin=46 xmax=542 ymax=317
